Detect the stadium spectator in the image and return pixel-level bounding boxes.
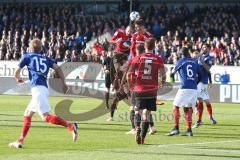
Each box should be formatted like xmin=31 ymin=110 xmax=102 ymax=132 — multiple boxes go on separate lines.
xmin=0 ymin=3 xmax=240 ymax=66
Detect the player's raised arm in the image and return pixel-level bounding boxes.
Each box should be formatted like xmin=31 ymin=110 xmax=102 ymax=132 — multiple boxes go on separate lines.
xmin=109 ymin=30 xmax=121 ymax=44
xmin=130 ymin=34 xmax=136 ymax=57
xmin=52 ymin=64 xmax=69 ymax=94
xmin=199 ymin=44 xmax=213 ymax=72
xmin=199 ymin=56 xmax=211 ymax=72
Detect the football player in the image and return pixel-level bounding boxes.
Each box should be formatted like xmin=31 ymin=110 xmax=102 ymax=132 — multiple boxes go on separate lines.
xmin=193 ymin=44 xmax=217 ymax=128
xmin=9 ymin=39 xmax=77 ymax=148
xmin=166 ymin=47 xmax=201 ymax=136
xmin=128 ymin=38 xmax=165 ymax=144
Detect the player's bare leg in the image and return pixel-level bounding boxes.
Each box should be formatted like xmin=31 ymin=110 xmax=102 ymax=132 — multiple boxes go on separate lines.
xmin=9 ymin=111 xmax=35 ymax=148
xmin=166 ymin=106 xmax=180 ymax=136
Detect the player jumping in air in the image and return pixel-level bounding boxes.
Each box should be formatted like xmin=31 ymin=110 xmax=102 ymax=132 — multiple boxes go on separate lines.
xmin=166 ymin=47 xmax=201 ymax=136
xmin=128 ymin=38 xmax=165 ymax=144
xmin=9 ymin=39 xmax=77 ymax=148
xmin=130 ymin=19 xmax=153 ymax=58
xmin=107 ymin=26 xmax=132 ymax=121
xmin=193 ymin=44 xmax=217 ymax=128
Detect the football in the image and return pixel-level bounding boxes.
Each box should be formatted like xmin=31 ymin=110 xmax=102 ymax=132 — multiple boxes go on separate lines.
xmin=129 ymin=11 xmax=140 ymax=21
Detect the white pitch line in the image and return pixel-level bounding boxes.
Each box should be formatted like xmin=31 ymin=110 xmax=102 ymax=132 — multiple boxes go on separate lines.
xmin=182 ymin=147 xmax=240 ymax=153
xmin=157 ymin=139 xmax=240 ymax=148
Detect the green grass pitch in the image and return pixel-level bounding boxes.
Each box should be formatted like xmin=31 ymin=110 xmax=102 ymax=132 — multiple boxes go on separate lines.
xmin=0 ymin=95 xmax=240 ymax=160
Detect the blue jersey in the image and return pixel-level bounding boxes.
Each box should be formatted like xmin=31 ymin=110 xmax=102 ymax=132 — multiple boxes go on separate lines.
xmin=198 ymin=54 xmax=214 ymax=84
xmin=172 ymin=56 xmax=200 ymax=89
xmin=18 ymin=52 xmax=56 ymax=88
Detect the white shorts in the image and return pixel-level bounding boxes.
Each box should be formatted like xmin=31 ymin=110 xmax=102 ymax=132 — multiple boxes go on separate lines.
xmin=173 ymin=89 xmax=197 ymax=108
xmin=24 ymin=85 xmax=51 ymax=116
xmin=197 ymin=82 xmax=210 ymax=100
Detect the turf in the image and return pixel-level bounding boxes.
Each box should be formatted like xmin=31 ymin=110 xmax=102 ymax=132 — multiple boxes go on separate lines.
xmin=0 ymin=95 xmax=240 ymax=160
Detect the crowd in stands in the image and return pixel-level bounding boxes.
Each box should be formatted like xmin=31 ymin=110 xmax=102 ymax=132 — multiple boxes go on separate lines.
xmin=0 ymin=2 xmax=240 ymax=66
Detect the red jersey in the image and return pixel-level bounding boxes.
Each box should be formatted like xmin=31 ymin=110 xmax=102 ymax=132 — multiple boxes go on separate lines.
xmin=130 ymin=31 xmax=153 ymax=57
xmin=110 ymin=29 xmax=131 ymax=54
xmin=128 ymin=52 xmax=164 ymax=97
xmin=92 ymin=43 xmax=103 ymax=55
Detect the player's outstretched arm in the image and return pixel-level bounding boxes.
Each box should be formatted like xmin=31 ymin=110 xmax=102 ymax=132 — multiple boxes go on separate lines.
xmin=109 ymin=31 xmax=121 ymax=44
xmin=14 ymin=67 xmax=24 ymax=83
xmin=52 ymin=64 xmax=69 ymax=94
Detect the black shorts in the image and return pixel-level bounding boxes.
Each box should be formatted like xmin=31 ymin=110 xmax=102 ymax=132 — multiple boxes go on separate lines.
xmin=116 ymin=90 xmax=128 ymax=101
xmin=105 ymin=73 xmax=111 ymax=88
xmin=135 ymin=97 xmax=157 ymax=111
xmin=113 ymin=53 xmax=128 ymax=66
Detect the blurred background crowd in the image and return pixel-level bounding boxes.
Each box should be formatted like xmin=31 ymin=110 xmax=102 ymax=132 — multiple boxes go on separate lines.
xmin=1 ymin=1 xmax=240 ymax=66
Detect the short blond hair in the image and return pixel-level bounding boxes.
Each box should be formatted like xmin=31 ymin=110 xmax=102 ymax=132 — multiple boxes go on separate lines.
xmin=144 ymin=38 xmax=155 ymax=50
xmin=29 ymin=38 xmax=42 ymax=52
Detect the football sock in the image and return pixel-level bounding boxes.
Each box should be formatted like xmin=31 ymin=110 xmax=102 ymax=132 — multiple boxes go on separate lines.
xmin=105 ymin=92 xmax=109 ymax=108
xmin=44 ymin=114 xmax=69 ymax=128
xmin=197 ymin=101 xmax=204 ymax=122
xmin=18 ymin=116 xmax=32 ymax=144
xmin=110 ymin=109 xmax=115 ymax=118
xmin=110 ymin=98 xmax=117 ymax=118
xmin=130 ymin=110 xmax=135 ymax=129
xmin=134 ymin=113 xmax=141 ymax=128
xmin=149 ymin=114 xmax=154 ymax=127
xmin=184 ymin=108 xmax=192 ymax=130
xmin=206 ymin=103 xmax=213 ymax=118
xmin=173 ymin=107 xmax=180 ymax=129
xmin=141 ymin=120 xmax=149 ymax=138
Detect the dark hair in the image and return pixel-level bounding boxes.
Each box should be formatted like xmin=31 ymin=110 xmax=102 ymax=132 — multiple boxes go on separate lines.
xmin=134 ymin=19 xmax=144 ymax=26
xmin=144 ymin=38 xmax=155 ymax=50
xmin=181 ymin=47 xmax=190 ymax=56
xmin=136 ymin=44 xmax=145 ymax=54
